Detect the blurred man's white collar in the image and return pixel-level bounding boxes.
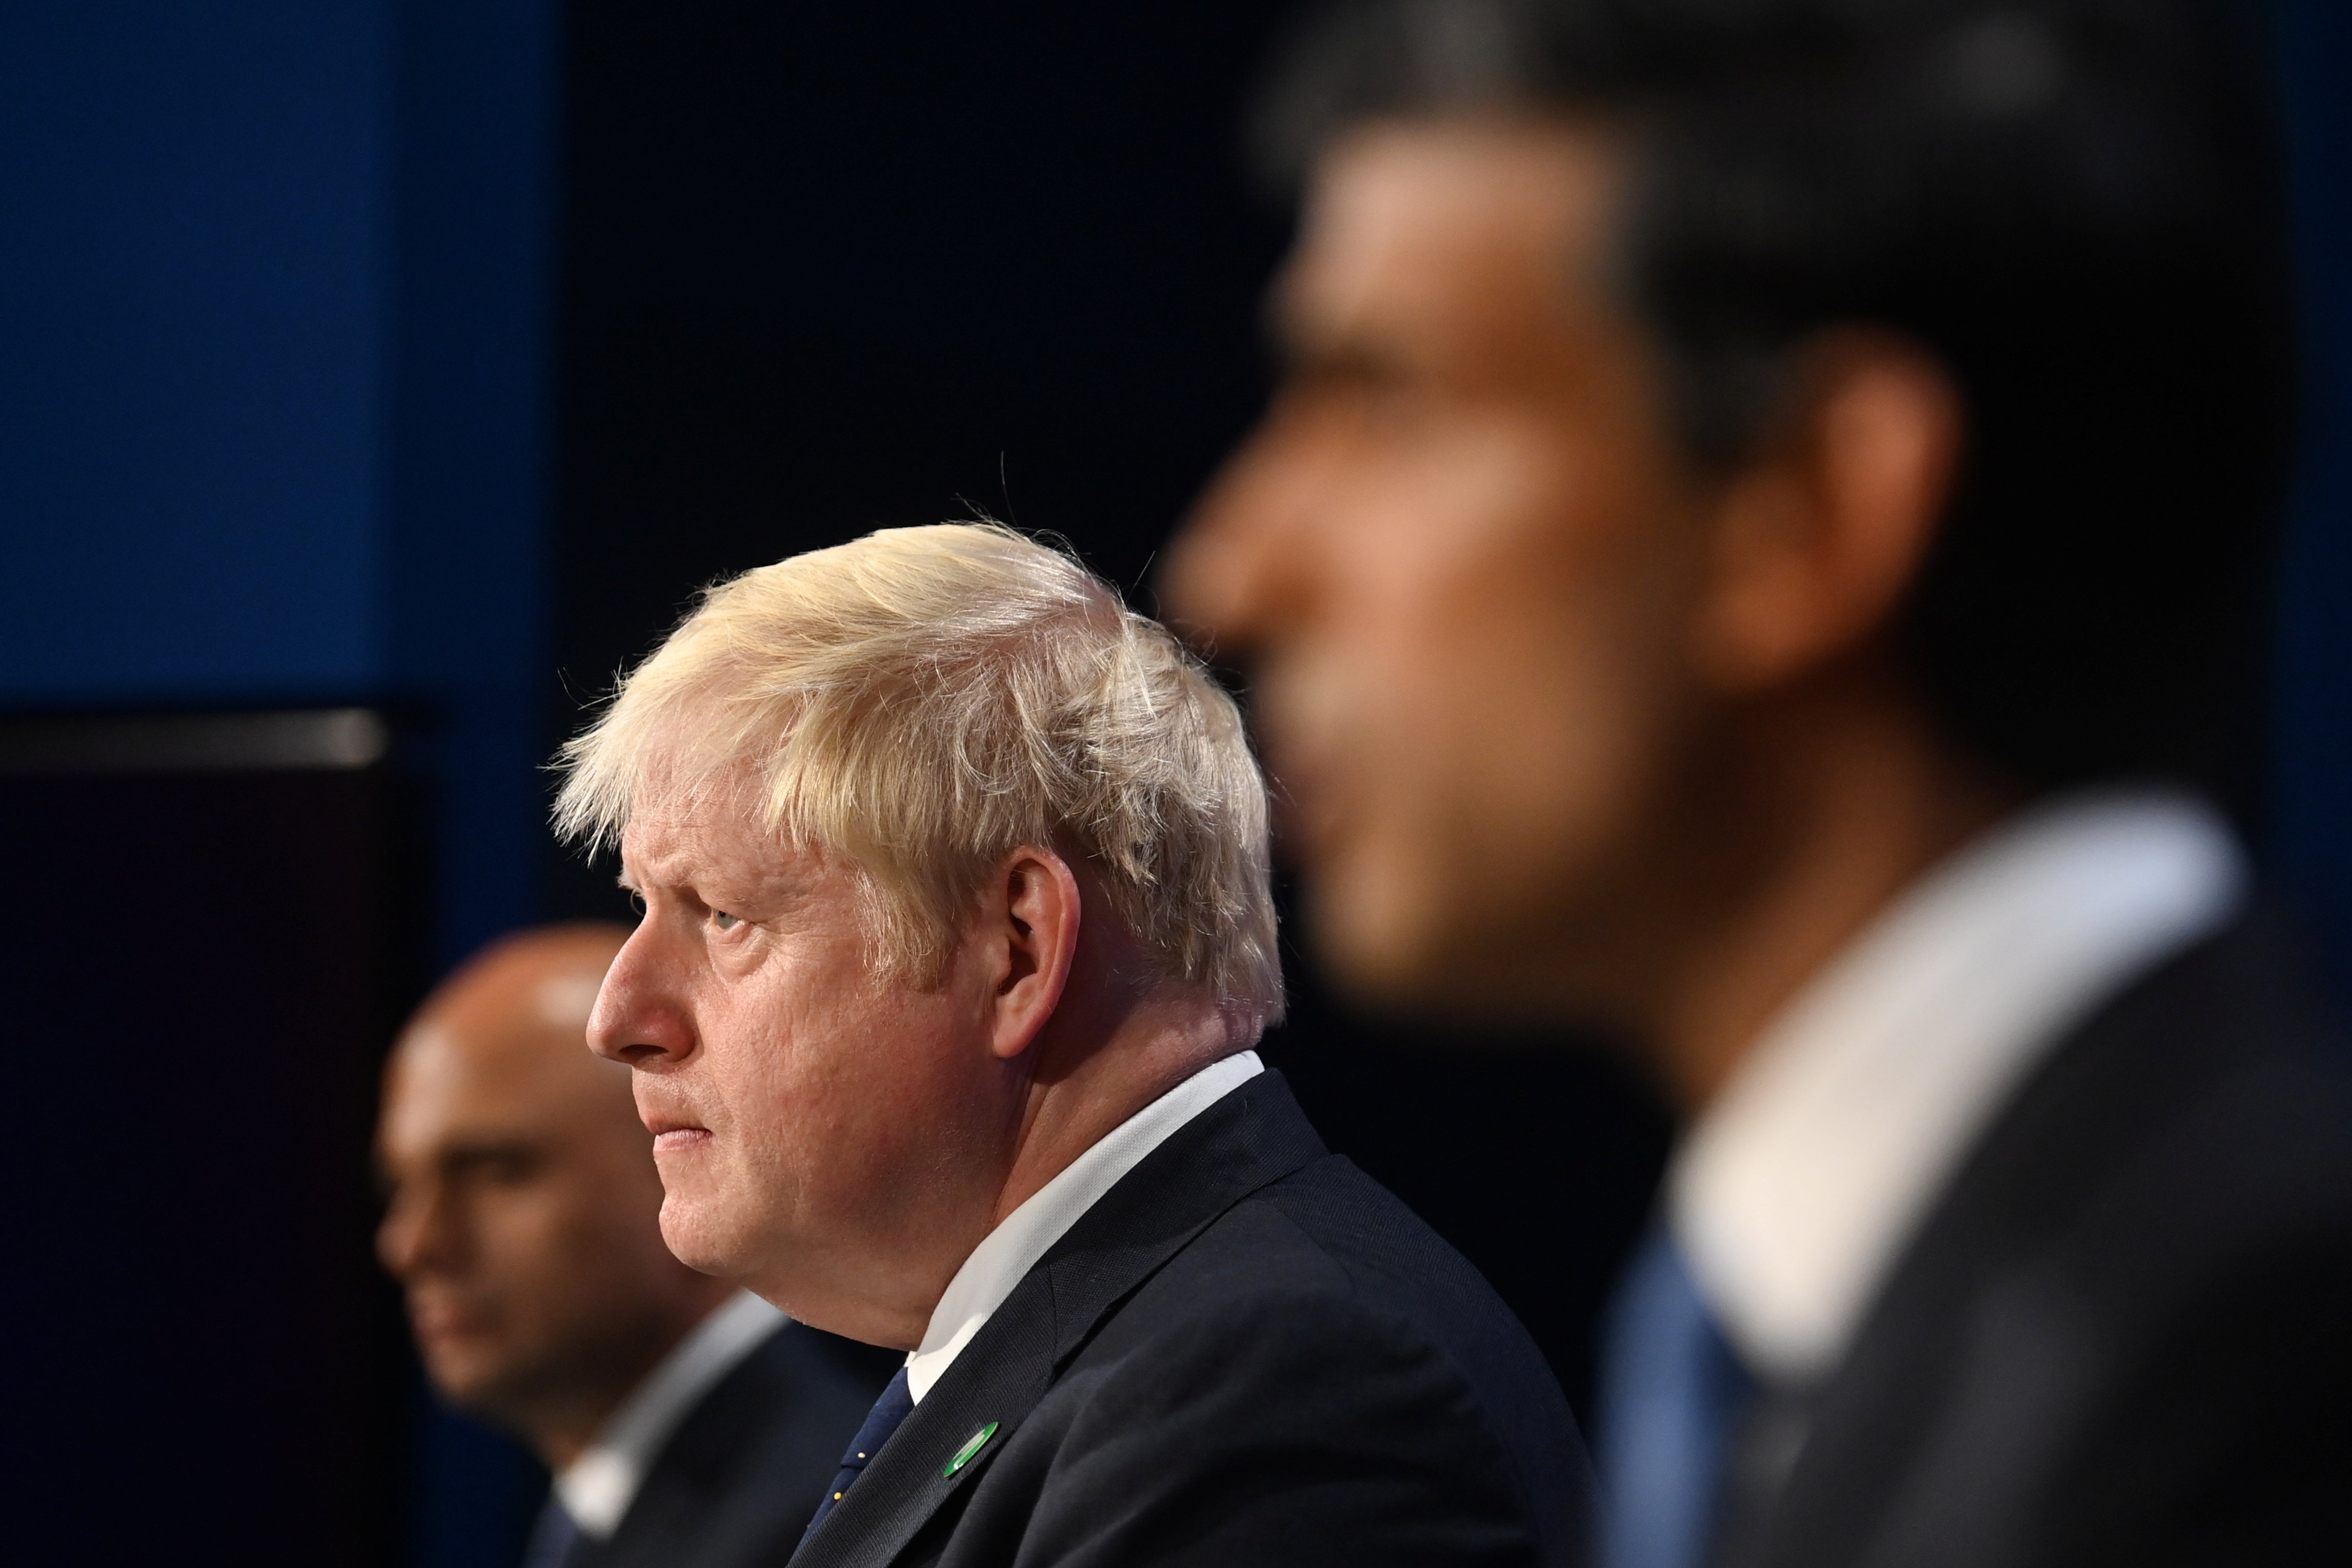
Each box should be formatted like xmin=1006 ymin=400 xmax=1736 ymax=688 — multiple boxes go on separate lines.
xmin=1671 ymin=789 xmax=2246 ymax=1387
xmin=554 ymin=1290 xmax=786 ymax=1538
xmin=904 ymin=1049 xmax=1265 ymax=1404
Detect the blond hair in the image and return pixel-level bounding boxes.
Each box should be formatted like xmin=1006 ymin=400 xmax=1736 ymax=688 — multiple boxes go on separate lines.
xmin=553 ymin=523 xmax=1282 ymax=1018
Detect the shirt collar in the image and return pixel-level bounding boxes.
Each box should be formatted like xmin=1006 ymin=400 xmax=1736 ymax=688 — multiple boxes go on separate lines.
xmin=1670 ymin=789 xmax=2246 ymax=1386
xmin=555 ymin=1290 xmax=786 ymax=1537
xmin=904 ymin=1049 xmax=1265 ymax=1403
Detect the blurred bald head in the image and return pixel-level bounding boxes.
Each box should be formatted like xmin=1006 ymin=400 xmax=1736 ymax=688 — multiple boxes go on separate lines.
xmin=376 ymin=923 xmax=735 ymax=1467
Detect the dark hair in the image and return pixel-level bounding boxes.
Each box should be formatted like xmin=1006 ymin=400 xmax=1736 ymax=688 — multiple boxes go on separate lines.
xmin=1258 ymin=0 xmax=2296 ymax=806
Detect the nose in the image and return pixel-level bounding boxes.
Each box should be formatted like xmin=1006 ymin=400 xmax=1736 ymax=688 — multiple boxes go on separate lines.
xmin=1162 ymin=400 xmax=1317 ymax=659
xmin=376 ymin=1179 xmax=458 ymax=1281
xmin=587 ymin=923 xmax=698 ymax=1069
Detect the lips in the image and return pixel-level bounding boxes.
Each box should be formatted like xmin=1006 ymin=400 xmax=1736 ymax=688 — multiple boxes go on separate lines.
xmin=1251 ymin=675 xmax=1349 ymax=857
xmin=409 ymin=1298 xmax=489 ymax=1343
xmin=643 ymin=1109 xmax=712 ymax=1154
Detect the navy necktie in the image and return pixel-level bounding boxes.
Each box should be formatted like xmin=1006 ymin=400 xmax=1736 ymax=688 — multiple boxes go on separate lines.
xmin=519 ymin=1497 xmax=587 ymax=1568
xmin=1594 ymin=1223 xmax=1758 ymax=1568
xmin=800 ymin=1367 xmax=915 ymax=1547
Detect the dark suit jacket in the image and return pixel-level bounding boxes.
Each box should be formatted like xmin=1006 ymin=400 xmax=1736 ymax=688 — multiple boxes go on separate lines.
xmin=579 ymin=1320 xmax=899 ymax=1568
xmin=794 ymin=1070 xmax=1591 ymax=1568
xmin=1728 ymin=911 xmax=2352 ymax=1568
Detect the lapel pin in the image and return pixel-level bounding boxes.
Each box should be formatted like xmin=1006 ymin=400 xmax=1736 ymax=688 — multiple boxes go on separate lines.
xmin=942 ymin=1421 xmax=1000 ymax=1478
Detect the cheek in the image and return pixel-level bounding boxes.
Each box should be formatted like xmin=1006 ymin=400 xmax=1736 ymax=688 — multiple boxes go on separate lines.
xmin=1305 ymin=423 xmax=1699 ymax=948
xmin=779 ymin=991 xmax=953 ymax=1154
xmin=688 ymin=960 xmax=909 ymax=1183
xmin=685 ymin=964 xmax=806 ymax=1109
xmin=1356 ymin=424 xmax=1682 ymax=769
xmin=477 ymin=1186 xmax=578 ymax=1284
xmin=549 ymin=1171 xmax=673 ymax=1300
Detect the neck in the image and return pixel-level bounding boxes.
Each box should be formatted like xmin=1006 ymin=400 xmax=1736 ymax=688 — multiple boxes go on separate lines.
xmin=530 ymin=1400 xmax=622 ymax=1475
xmin=817 ymin=978 xmax=1254 ymax=1355
xmin=512 ymin=1351 xmax=659 ymax=1473
xmin=993 ymin=987 xmax=1254 ymax=1226
xmin=1637 ymin=664 xmax=2018 ymax=1112
xmin=509 ymin=1286 xmax=733 ymax=1471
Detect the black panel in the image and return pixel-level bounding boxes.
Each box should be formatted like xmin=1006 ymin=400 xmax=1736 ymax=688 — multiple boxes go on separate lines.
xmin=0 ymin=735 xmax=407 ymax=1564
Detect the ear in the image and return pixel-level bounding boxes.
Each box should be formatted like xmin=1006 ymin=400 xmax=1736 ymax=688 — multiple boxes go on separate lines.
xmin=1690 ymin=330 xmax=1964 ymax=693
xmin=982 ymin=846 xmax=1084 ymax=1062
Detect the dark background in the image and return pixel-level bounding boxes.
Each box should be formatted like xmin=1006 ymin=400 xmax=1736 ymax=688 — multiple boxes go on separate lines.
xmin=0 ymin=761 xmax=410 ymax=1562
xmin=0 ymin=3 xmax=2344 ymax=1565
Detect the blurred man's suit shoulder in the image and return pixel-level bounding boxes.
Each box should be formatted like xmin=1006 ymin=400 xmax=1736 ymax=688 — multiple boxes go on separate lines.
xmin=1739 ymin=910 xmax=2352 ymax=1568
xmin=799 ymin=1069 xmax=1590 ymax=1568
xmin=583 ymin=1324 xmax=899 ymax=1568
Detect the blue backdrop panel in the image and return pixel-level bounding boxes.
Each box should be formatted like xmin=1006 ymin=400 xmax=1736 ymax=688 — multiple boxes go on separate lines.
xmin=389 ymin=0 xmax=558 ymax=977
xmin=0 ymin=2 xmax=557 ymax=1564
xmin=0 ymin=2 xmax=390 ymax=697
xmin=2272 ymin=0 xmax=2352 ymax=976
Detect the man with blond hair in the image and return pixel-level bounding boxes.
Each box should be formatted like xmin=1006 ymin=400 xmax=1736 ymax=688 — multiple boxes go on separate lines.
xmin=554 ymin=522 xmax=1589 ymax=1568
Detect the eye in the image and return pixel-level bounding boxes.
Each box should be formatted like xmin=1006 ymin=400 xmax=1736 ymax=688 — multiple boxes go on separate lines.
xmin=482 ymin=1152 xmax=537 ymax=1186
xmin=710 ymin=909 xmax=741 ymax=932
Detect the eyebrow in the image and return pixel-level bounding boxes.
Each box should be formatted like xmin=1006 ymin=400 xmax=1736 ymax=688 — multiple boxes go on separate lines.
xmin=442 ymin=1138 xmax=536 ymax=1164
xmin=1271 ymin=287 xmax=1411 ymax=377
xmin=380 ymin=1134 xmax=538 ymax=1177
xmin=1282 ymin=331 xmax=1423 ymax=395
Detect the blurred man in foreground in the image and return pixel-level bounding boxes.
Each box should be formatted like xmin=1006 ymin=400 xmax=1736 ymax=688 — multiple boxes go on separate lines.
xmin=377 ymin=924 xmax=891 ymax=1568
xmin=1168 ymin=1 xmax=2352 ymax=1565
xmin=556 ymin=522 xmax=1589 ymax=1568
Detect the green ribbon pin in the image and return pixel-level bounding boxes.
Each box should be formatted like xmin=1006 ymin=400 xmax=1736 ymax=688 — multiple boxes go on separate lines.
xmin=943 ymin=1421 xmax=1000 ymax=1478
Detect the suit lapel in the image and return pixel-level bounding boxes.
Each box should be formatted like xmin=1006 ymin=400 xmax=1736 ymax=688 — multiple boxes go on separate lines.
xmin=813 ymin=1282 xmax=1055 ymax=1568
xmin=1740 ymin=913 xmax=2309 ymax=1568
xmin=803 ymin=1071 xmax=1328 ymax=1568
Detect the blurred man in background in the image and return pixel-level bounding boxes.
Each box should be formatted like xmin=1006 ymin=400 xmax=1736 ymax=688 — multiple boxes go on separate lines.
xmin=1169 ymin=1 xmax=2352 ymax=1565
xmin=377 ymin=924 xmax=892 ymax=1568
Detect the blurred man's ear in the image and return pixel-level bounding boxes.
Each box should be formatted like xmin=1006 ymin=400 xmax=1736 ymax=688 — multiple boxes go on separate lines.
xmin=1690 ymin=330 xmax=1963 ymax=694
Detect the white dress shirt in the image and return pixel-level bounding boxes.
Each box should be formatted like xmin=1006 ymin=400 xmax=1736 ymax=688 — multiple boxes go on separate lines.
xmin=554 ymin=1290 xmax=788 ymax=1537
xmin=904 ymin=1049 xmax=1266 ymax=1403
xmin=1670 ymin=789 xmax=2246 ymax=1387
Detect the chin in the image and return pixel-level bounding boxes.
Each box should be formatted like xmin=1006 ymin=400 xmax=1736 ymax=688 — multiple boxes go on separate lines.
xmin=1315 ymin=911 xmax=1455 ymax=1016
xmin=658 ymin=1194 xmax=755 ymax=1280
xmin=1311 ymin=860 xmax=1564 ymax=1022
xmin=1309 ymin=853 xmax=1456 ymax=1007
xmin=422 ymin=1348 xmax=511 ymax=1416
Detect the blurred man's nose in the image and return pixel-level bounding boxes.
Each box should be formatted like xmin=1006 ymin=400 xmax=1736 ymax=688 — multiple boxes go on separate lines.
xmin=376 ymin=1183 xmax=453 ymax=1280
xmin=587 ymin=928 xmax=696 ymax=1068
xmin=1164 ymin=404 xmax=1319 ymax=655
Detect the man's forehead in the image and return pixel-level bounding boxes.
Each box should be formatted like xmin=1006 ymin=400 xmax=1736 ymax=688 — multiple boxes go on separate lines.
xmin=618 ymin=783 xmax=754 ymax=871
xmin=380 ymin=1016 xmax=620 ymax=1153
xmin=1282 ymin=117 xmax=1620 ymax=347
xmin=618 ymin=792 xmax=822 ymax=890
xmin=379 ymin=1024 xmax=524 ymax=1149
